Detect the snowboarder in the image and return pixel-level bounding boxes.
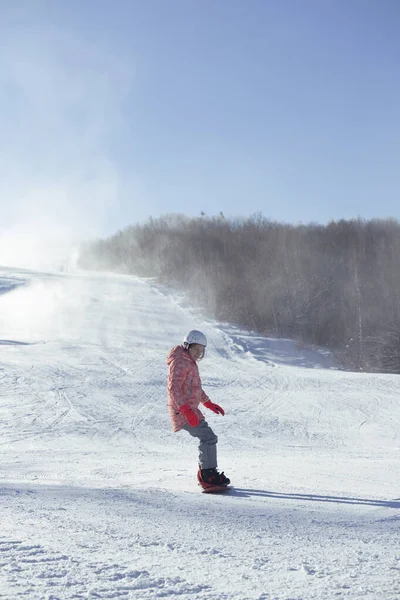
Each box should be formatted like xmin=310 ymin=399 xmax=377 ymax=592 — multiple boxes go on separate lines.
xmin=167 ymin=330 xmax=231 ymax=489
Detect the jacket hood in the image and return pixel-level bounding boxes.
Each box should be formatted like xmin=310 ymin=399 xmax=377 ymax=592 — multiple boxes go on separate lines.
xmin=166 ymin=344 xmax=193 ymax=366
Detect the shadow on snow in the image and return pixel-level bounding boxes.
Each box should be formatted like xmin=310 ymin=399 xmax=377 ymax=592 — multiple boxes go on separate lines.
xmin=0 ymin=339 xmax=38 ymax=346
xmin=0 ymin=277 xmax=28 ymax=297
xmin=216 ymin=324 xmax=336 ymax=369
xmin=230 ymin=488 xmax=400 ymax=508
xmin=1 ymin=481 xmax=398 ymax=511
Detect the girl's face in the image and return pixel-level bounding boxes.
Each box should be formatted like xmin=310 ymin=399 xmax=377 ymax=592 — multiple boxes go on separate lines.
xmin=188 ymin=343 xmax=205 ymax=362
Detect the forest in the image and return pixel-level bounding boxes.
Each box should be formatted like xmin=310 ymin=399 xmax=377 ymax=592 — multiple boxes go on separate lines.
xmin=78 ymin=214 xmax=400 ymax=373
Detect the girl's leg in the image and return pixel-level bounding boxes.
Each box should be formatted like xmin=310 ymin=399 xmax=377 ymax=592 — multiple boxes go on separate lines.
xmin=181 ymin=420 xmax=218 ymax=469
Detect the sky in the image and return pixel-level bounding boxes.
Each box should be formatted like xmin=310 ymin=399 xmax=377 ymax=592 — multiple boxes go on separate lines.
xmin=1 ymin=0 xmax=400 ymax=241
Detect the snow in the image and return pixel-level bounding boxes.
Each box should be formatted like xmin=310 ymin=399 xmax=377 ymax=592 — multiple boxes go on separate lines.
xmin=0 ymin=265 xmax=399 ymax=599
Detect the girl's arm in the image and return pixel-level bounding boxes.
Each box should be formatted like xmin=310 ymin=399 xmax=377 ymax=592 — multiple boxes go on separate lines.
xmin=201 ymin=389 xmax=211 ymax=404
xmin=168 ymin=358 xmax=188 ymax=408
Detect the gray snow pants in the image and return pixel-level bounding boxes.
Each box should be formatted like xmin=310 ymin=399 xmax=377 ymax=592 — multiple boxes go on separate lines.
xmin=181 ymin=420 xmax=218 ymax=470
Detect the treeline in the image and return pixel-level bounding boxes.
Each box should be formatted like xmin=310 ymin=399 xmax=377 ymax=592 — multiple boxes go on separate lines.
xmin=78 ymin=214 xmax=400 ymax=373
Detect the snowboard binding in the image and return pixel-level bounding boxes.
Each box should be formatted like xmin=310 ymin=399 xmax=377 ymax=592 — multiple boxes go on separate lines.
xmin=197 ymin=468 xmax=231 ymax=493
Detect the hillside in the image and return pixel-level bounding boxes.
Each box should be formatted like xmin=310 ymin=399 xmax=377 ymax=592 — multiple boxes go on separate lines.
xmin=0 ymin=266 xmax=399 ymax=599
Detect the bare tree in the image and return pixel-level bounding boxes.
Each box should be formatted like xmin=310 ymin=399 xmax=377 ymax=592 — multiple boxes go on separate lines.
xmin=78 ymin=214 xmax=400 ymax=372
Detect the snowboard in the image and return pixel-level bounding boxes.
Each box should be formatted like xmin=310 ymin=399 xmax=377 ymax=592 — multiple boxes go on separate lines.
xmin=200 ymin=485 xmax=232 ymax=494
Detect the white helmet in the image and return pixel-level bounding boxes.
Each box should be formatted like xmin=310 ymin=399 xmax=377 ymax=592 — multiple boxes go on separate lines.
xmin=183 ymin=330 xmax=207 ymax=347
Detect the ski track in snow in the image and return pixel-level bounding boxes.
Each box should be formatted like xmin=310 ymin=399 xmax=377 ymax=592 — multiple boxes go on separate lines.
xmin=1 ymin=266 xmax=400 ymax=599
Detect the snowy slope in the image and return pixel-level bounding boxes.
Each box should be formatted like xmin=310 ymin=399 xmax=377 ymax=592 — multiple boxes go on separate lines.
xmin=0 ymin=266 xmax=399 ymax=600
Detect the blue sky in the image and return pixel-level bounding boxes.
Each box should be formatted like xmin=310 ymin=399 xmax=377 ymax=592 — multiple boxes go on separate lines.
xmin=1 ymin=0 xmax=399 ymax=239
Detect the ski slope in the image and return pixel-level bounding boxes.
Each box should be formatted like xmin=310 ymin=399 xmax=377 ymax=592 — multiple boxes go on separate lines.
xmin=0 ymin=265 xmax=399 ymax=600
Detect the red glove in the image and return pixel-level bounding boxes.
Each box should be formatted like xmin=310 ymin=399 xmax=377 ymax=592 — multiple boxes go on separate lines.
xmin=203 ymin=400 xmax=225 ymax=416
xmin=180 ymin=404 xmax=200 ymax=427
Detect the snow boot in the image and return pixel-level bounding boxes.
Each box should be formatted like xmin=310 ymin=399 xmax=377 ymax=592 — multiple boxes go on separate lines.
xmin=197 ymin=468 xmax=230 ymax=488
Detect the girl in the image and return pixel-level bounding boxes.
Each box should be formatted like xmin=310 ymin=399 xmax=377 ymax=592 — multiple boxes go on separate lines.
xmin=167 ymin=330 xmax=230 ymax=488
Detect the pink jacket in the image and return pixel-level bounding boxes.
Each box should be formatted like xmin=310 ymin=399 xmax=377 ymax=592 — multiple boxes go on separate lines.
xmin=167 ymin=345 xmax=211 ymax=432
